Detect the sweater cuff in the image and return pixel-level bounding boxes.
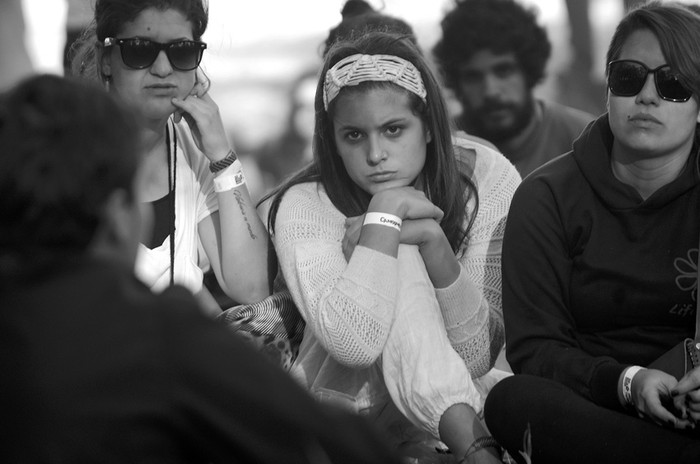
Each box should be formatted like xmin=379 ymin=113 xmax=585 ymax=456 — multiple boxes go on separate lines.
xmin=434 ymin=266 xmax=483 ymax=328
xmin=590 ymin=362 xmax=627 ymax=410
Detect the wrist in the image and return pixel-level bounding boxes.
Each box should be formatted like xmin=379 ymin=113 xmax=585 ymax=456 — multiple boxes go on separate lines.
xmin=363 ymin=212 xmax=402 ymax=231
xmin=209 ymin=149 xmax=237 ymax=173
xmin=213 ymin=159 xmax=246 ymax=192
xmin=619 ymin=365 xmax=645 ymax=408
xmin=368 ymin=193 xmax=403 ymax=218
xmin=459 ymin=436 xmax=501 ymax=464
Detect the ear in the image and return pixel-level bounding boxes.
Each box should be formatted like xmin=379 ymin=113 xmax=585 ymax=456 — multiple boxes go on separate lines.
xmin=425 ymin=129 xmax=433 ymax=144
xmin=99 ymin=46 xmax=112 ymax=80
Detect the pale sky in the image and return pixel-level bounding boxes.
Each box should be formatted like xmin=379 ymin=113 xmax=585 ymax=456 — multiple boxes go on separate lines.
xmin=22 ymin=0 xmax=576 ymax=75
xmin=18 ymin=0 xmax=622 ymax=157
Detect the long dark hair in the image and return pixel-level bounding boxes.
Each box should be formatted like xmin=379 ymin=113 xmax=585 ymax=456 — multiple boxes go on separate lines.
xmin=264 ymin=31 xmax=478 ymax=254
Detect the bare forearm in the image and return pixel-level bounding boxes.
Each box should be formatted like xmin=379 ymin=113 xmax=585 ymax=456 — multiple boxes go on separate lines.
xmin=216 ymin=186 xmax=270 ymax=303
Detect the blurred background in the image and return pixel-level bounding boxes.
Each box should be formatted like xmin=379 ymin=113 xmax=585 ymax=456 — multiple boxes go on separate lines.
xmin=14 ymin=0 xmax=656 ymax=200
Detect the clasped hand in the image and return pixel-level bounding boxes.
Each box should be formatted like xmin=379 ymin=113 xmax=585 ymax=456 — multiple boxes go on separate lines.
xmin=631 ymin=367 xmax=700 ymax=430
xmin=342 ymin=186 xmax=443 ymax=261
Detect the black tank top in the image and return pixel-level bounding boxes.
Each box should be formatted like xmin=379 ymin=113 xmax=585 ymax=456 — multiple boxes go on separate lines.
xmin=144 ymin=190 xmax=173 ymax=249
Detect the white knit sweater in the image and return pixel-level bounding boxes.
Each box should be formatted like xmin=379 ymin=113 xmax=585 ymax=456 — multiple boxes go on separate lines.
xmin=274 ymin=137 xmax=520 ymax=420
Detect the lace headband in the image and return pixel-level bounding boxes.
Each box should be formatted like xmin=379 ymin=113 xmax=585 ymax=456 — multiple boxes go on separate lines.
xmin=323 ymin=54 xmax=427 ymax=110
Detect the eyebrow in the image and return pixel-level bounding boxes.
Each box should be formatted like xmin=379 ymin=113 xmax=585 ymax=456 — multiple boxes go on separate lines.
xmin=335 ymin=116 xmax=409 ymax=131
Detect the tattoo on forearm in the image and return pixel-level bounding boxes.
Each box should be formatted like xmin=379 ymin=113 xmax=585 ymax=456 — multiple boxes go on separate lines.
xmin=233 ymin=190 xmax=257 ymax=240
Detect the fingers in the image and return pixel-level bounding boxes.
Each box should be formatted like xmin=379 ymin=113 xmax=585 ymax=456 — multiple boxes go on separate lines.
xmin=684 ymin=392 xmax=700 ymax=423
xmin=643 ymin=393 xmax=693 ymax=429
xmin=401 ymin=194 xmax=443 ymax=221
xmin=672 ymin=366 xmax=700 ymax=396
xmin=170 ymin=93 xmax=229 ymax=157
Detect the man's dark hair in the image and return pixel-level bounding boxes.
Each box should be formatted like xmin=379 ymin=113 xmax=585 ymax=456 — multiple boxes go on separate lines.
xmin=433 ymin=0 xmax=551 ymax=90
xmin=0 ymin=74 xmax=141 ymax=273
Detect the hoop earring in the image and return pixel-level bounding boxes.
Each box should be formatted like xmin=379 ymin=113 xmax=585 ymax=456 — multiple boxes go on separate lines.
xmin=104 ymin=76 xmax=111 ymax=93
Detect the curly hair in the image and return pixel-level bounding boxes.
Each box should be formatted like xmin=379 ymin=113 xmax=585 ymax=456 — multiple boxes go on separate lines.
xmin=69 ymin=0 xmax=208 ymax=83
xmin=433 ymin=0 xmax=551 ymax=90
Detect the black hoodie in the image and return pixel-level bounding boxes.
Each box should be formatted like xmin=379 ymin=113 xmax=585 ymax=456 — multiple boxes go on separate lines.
xmin=502 ymin=114 xmax=700 ymax=410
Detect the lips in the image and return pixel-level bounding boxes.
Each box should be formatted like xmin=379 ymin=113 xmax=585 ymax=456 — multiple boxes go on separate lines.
xmin=369 ymin=171 xmax=396 ymax=182
xmin=629 ymin=113 xmax=661 ymax=124
xmin=146 ymin=84 xmax=177 ymax=95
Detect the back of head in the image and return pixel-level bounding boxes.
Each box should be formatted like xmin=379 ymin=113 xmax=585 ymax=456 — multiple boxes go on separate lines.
xmin=606 ymin=1 xmax=700 ymax=98
xmin=323 ymin=0 xmax=417 ymax=57
xmin=0 ymin=74 xmax=141 ymax=278
xmin=70 ymin=0 xmax=209 ymax=80
xmin=433 ymin=0 xmax=551 ymax=90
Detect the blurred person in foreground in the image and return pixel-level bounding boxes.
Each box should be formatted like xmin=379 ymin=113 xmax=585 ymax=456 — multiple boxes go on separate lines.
xmin=485 ymin=3 xmax=700 ymax=463
xmin=433 ymin=0 xmax=596 ymax=178
xmin=0 ymin=0 xmax=33 ymax=90
xmin=0 ymin=73 xmax=399 ymax=464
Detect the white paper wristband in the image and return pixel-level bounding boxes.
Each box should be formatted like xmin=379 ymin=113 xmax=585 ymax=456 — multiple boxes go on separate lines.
xmin=363 ymin=212 xmax=402 ymax=231
xmin=213 ymin=159 xmax=246 ymax=192
xmin=622 ymin=365 xmax=645 ymax=406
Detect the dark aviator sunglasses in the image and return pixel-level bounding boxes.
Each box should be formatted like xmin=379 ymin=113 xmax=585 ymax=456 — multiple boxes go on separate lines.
xmin=607 ymin=59 xmax=693 ymax=102
xmin=104 ymin=37 xmax=206 ymax=71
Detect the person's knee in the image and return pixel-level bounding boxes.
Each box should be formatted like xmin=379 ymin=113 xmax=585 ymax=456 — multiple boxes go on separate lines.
xmin=484 ymin=375 xmax=553 ymax=458
xmin=484 ymin=377 xmax=522 ymax=435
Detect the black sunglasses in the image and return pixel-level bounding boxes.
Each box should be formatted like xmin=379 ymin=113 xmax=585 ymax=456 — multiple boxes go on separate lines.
xmin=104 ymin=37 xmax=206 ymax=71
xmin=607 ymin=59 xmax=693 ymax=102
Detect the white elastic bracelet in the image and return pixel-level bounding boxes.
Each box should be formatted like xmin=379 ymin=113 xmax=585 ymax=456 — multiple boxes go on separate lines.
xmin=363 ymin=212 xmax=402 ymax=231
xmin=213 ymin=159 xmax=246 ymax=192
xmin=622 ymin=365 xmax=645 ymax=406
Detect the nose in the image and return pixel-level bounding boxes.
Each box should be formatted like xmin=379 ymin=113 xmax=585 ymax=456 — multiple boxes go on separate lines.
xmin=150 ymin=50 xmax=173 ymax=76
xmin=483 ymin=73 xmax=502 ymax=97
xmin=367 ymin=134 xmax=387 ymax=165
xmin=636 ymin=72 xmax=660 ymax=104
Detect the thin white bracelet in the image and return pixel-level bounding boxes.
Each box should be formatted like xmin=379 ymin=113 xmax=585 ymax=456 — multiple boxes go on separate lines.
xmin=622 ymin=365 xmax=645 ymax=406
xmin=363 ymin=212 xmax=402 ymax=231
xmin=213 ymin=159 xmax=246 ymax=192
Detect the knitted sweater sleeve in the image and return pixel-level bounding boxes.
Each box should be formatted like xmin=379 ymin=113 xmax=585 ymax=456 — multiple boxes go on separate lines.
xmin=437 ymin=141 xmax=521 ymax=378
xmin=273 ymin=183 xmax=399 ymax=368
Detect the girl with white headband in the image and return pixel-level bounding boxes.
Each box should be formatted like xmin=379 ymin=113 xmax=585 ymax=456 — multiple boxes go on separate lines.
xmin=263 ymin=31 xmax=520 ymax=463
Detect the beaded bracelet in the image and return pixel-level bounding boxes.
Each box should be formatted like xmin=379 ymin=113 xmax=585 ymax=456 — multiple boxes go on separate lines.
xmin=209 ymin=149 xmax=237 ymax=173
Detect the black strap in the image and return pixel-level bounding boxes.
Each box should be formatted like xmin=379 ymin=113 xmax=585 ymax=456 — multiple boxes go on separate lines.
xmin=696 ymin=231 xmax=700 ymax=339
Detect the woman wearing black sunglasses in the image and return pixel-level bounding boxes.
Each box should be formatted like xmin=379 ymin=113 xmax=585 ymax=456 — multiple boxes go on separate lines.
xmin=71 ymin=0 xmax=270 ymax=311
xmin=484 ymin=2 xmax=700 ymax=463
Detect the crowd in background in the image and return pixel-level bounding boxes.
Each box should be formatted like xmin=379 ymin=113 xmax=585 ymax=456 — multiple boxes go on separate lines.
xmin=13 ymin=0 xmax=632 ymax=202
